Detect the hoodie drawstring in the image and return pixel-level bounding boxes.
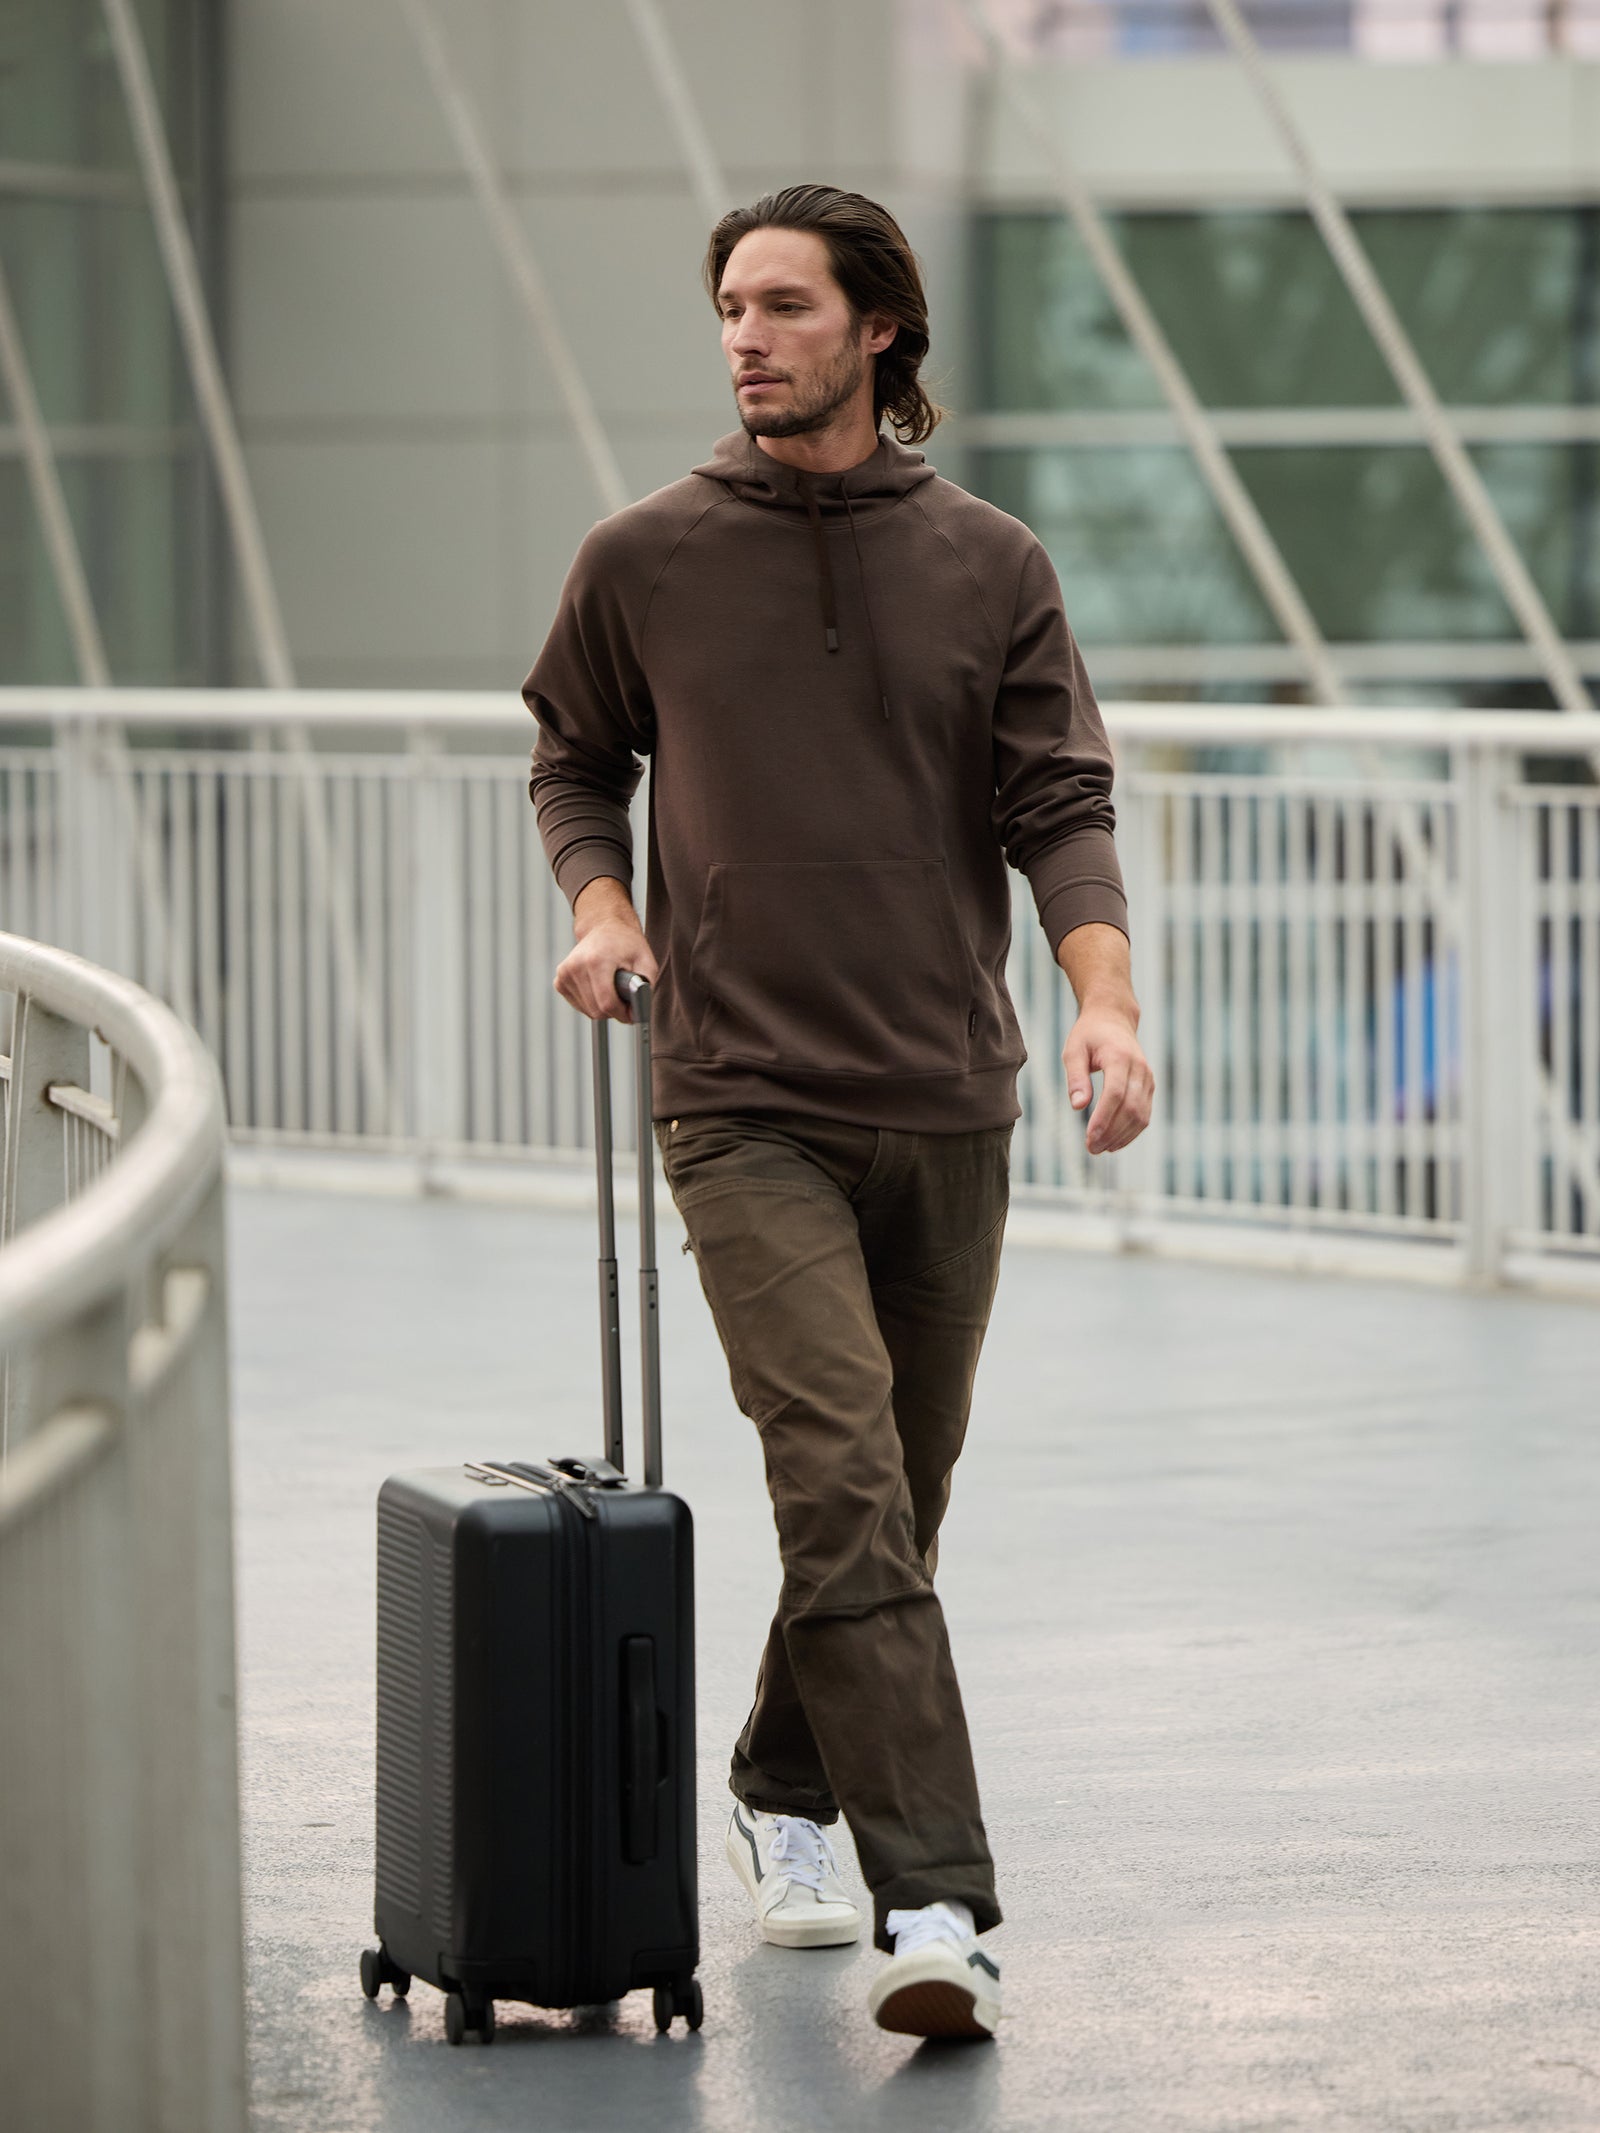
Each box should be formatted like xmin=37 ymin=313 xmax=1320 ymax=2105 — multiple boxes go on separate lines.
xmin=801 ymin=474 xmax=891 ymax=722
xmin=801 ymin=478 xmax=840 ymax=654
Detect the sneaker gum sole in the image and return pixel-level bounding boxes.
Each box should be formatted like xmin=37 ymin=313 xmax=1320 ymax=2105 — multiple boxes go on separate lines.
xmin=759 ymin=1909 xmax=860 ymax=1950
xmin=872 ymin=1976 xmax=995 ymax=2040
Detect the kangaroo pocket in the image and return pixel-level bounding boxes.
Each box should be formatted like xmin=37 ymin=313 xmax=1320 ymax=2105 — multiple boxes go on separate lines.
xmin=689 ymin=859 xmax=972 ymax=1078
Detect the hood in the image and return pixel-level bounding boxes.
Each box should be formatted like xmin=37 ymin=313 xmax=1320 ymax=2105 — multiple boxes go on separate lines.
xmin=691 ymin=430 xmax=938 ymax=715
xmin=691 ymin=429 xmax=937 ymax=518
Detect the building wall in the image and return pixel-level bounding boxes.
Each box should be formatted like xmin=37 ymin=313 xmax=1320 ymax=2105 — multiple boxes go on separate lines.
xmin=972 ymin=53 xmax=1600 ymax=207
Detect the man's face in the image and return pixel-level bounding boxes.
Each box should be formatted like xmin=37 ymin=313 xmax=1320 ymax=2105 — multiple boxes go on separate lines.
xmin=718 ymin=227 xmax=892 ymax=441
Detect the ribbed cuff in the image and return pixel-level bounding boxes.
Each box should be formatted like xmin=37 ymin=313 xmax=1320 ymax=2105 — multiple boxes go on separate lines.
xmin=1025 ymin=825 xmax=1129 ymax=955
xmin=1037 ymin=879 xmax=1130 ymax=956
xmin=552 ymin=839 xmax=633 ymax=910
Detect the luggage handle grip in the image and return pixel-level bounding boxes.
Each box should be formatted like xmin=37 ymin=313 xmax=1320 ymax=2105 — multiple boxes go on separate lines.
xmin=590 ymin=972 xmax=662 ymax=1489
xmin=465 ymin=1460 xmax=599 ymax=1520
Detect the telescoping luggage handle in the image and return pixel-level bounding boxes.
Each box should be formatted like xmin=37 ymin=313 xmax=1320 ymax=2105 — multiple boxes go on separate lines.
xmin=592 ymin=970 xmax=662 ymax=1489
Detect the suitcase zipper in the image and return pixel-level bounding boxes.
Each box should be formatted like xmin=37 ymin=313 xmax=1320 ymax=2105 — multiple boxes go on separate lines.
xmin=466 ymin=1459 xmax=600 ymax=1995
xmin=550 ymin=1483 xmax=597 ymax=1999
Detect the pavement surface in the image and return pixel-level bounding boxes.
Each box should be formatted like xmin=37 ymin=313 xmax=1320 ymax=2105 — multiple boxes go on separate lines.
xmin=231 ymin=1182 xmax=1600 ymax=2133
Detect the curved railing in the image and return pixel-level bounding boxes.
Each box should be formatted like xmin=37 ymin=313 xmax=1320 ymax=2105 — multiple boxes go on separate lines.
xmin=0 ymin=932 xmax=245 ymax=2133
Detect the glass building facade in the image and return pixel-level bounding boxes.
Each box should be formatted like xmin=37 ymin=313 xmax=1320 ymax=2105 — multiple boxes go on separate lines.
xmin=3 ymin=2 xmax=1597 ymax=709
xmin=0 ymin=0 xmax=221 ymax=685
xmin=971 ymin=205 xmax=1600 ymax=701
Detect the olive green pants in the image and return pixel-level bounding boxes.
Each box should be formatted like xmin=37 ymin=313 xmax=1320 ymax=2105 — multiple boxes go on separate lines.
xmin=655 ymin=1110 xmax=1011 ymax=1947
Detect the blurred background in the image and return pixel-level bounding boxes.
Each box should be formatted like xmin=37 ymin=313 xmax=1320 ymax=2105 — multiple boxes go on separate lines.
xmin=5 ymin=14 xmax=1600 ymax=2130
xmin=4 ymin=0 xmax=1597 ymax=704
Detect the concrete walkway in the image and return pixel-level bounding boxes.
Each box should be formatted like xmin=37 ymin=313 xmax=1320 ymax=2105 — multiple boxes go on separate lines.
xmin=232 ymin=1183 xmax=1600 ymax=2133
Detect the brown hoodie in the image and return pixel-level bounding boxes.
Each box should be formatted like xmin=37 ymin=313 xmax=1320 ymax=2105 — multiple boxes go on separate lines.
xmin=524 ymin=429 xmax=1126 ymax=1132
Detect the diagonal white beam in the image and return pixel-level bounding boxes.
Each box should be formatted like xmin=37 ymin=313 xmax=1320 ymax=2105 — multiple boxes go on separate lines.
xmin=0 ymin=259 xmax=202 ymax=1023
xmin=0 ymin=262 xmax=110 ymax=689
xmin=958 ymin=0 xmax=1346 ymax=705
xmin=1204 ymin=0 xmax=1595 ymax=717
xmin=99 ymin=0 xmax=294 ymax=690
xmin=622 ymin=0 xmax=731 ymax=226
xmin=396 ymin=0 xmax=629 ymax=516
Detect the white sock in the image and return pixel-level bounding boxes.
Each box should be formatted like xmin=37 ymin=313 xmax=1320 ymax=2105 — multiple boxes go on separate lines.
xmin=887 ymin=1898 xmax=976 ymax=1952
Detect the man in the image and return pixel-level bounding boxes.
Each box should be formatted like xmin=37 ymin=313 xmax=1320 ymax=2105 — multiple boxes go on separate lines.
xmin=525 ymin=183 xmax=1152 ymax=2040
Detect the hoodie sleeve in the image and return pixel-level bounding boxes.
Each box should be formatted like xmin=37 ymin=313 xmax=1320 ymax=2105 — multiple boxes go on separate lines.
xmin=991 ymin=537 xmax=1129 ymax=952
xmin=523 ymin=519 xmax=657 ymax=908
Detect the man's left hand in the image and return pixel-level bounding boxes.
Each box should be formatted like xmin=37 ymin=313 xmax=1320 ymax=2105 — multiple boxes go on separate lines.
xmin=1055 ymin=920 xmax=1154 ymax=1156
xmin=1063 ymin=1002 xmax=1154 ymax=1156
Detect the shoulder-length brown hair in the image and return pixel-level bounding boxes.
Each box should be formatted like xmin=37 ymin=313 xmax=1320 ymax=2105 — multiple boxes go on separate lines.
xmin=703 ymin=184 xmax=945 ymax=446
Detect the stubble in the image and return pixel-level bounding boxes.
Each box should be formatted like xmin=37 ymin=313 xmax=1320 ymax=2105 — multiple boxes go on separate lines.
xmin=737 ymin=328 xmax=868 ymax=441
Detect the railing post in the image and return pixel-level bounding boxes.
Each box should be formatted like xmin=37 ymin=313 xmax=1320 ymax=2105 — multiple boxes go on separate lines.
xmin=1116 ymin=742 xmax=1165 ymax=1233
xmin=2 ymin=997 xmax=93 ymax=1454
xmin=2 ymin=995 xmax=90 ymax=1245
xmin=1457 ymin=740 xmax=1521 ymax=1284
xmin=409 ymin=728 xmax=465 ymax=1177
xmin=54 ymin=719 xmax=87 ymax=959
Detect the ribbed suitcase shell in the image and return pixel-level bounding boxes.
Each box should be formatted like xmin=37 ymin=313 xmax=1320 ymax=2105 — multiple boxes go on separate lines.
xmin=373 ymin=1463 xmax=697 ymax=2011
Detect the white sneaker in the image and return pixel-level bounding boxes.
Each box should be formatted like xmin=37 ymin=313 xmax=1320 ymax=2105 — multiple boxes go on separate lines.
xmin=868 ymin=1900 xmax=1000 ymax=2039
xmin=726 ymin=1804 xmax=862 ymax=1948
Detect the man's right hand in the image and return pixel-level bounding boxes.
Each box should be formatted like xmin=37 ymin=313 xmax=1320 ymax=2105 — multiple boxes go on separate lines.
xmin=555 ymin=876 xmax=659 ymax=1022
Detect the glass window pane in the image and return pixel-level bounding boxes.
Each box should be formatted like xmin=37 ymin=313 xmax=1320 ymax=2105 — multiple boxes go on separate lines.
xmin=980 ymin=444 xmax=1549 ymax=648
xmin=1364 ymin=208 xmax=1600 ymax=407
xmin=976 ymin=215 xmax=1167 ymax=412
xmin=1 ymin=198 xmax=186 ymax=427
xmin=1473 ymin=442 xmax=1600 ymax=640
xmin=978 ymin=447 xmax=1278 ymax=643
xmin=0 ymin=461 xmax=74 ymax=682
xmin=1 ymin=0 xmax=216 ymax=686
xmin=1 ymin=453 xmax=207 ymax=684
xmin=1124 ymin=212 xmax=1399 ymax=409
xmin=978 ymin=209 xmax=1398 ymax=410
xmin=978 ymin=206 xmax=1600 ymax=410
xmin=1234 ymin=445 xmax=1514 ymax=641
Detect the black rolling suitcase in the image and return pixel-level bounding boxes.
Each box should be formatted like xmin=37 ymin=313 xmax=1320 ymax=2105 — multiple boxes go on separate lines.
xmin=359 ymin=974 xmax=699 ymax=2043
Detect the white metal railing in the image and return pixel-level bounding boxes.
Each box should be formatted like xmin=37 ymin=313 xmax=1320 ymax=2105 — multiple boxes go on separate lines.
xmin=1 ymin=688 xmax=1598 ymax=1291
xmin=0 ymin=930 xmax=244 ymax=2133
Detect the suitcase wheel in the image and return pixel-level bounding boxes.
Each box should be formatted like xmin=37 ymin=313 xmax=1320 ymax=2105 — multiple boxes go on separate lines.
xmin=652 ymin=1977 xmax=703 ymax=2034
xmin=444 ymin=1989 xmax=494 ymax=2046
xmin=359 ymin=1946 xmax=411 ymax=2002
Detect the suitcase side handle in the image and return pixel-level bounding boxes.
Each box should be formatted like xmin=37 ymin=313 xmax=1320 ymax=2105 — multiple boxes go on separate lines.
xmin=620 ymin=1635 xmax=662 ymax=1863
xmin=589 ymin=972 xmax=663 ymax=1489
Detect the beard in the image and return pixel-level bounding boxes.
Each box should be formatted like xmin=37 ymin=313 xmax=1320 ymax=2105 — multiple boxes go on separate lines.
xmin=737 ymin=331 xmax=869 ymax=440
